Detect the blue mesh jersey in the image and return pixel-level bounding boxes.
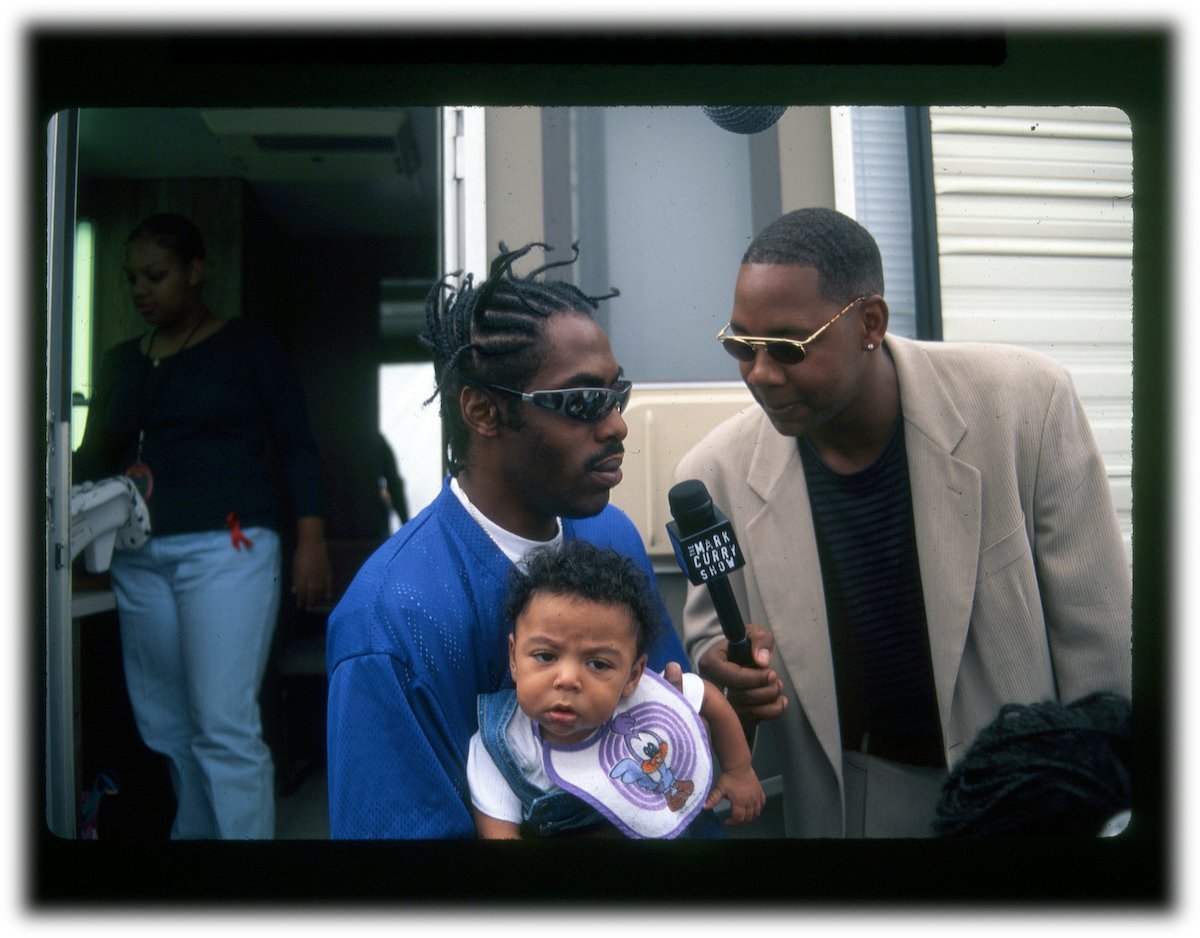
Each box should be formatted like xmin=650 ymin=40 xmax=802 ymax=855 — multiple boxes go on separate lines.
xmin=325 ymin=479 xmax=689 ymax=839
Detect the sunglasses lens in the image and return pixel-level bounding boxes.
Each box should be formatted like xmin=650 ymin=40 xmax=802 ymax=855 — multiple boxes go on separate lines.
xmin=767 ymin=343 xmax=805 ymax=365
xmin=720 ymin=337 xmax=805 ymax=364
xmin=564 ymin=389 xmax=608 ymax=421
xmin=720 ymin=338 xmax=757 ymax=362
xmin=616 ymin=382 xmax=632 ymax=410
xmin=549 ymin=382 xmax=630 ymax=422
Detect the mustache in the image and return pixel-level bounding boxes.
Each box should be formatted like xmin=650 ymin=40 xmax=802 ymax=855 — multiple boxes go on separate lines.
xmin=584 ymin=444 xmax=624 ymax=471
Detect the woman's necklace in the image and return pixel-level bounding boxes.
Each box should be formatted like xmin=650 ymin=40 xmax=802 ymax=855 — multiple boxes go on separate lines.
xmin=147 ymin=312 xmax=208 ymax=367
xmin=125 ymin=312 xmax=210 ymax=500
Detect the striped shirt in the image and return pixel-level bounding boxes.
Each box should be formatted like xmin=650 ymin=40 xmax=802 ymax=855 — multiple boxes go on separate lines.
xmin=800 ymin=417 xmax=944 ymax=766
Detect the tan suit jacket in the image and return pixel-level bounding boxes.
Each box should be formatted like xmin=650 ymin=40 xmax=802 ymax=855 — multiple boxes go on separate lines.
xmin=676 ymin=334 xmax=1132 ymax=837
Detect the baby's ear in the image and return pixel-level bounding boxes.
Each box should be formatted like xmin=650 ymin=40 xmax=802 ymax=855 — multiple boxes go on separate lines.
xmin=507 ymin=632 xmax=517 ymax=677
xmin=622 ymin=654 xmax=648 ymax=699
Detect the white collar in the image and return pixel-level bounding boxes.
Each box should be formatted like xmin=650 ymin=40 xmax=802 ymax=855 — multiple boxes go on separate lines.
xmin=450 ymin=475 xmax=563 ymax=568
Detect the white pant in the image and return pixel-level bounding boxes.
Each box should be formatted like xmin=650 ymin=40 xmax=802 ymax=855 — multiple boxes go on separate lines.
xmin=842 ymin=749 xmax=948 ymax=838
xmin=109 ymin=527 xmax=281 ymax=839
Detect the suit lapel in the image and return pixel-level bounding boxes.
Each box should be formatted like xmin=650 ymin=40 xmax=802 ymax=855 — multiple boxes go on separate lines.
xmin=743 ymin=415 xmax=845 ymax=774
xmin=888 ymin=337 xmax=981 ymax=736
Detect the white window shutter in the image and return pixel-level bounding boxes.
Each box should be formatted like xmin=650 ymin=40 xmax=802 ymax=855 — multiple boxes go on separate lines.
xmin=833 ymin=106 xmax=919 ymax=339
xmin=929 ymin=105 xmax=1134 ymax=557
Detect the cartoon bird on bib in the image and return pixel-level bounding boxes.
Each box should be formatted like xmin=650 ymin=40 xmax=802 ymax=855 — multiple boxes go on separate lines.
xmin=608 ymin=713 xmax=696 ymax=812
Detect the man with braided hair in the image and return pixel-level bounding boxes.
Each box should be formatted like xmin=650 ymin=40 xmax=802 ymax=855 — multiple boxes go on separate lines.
xmin=326 ymin=243 xmax=692 ymax=839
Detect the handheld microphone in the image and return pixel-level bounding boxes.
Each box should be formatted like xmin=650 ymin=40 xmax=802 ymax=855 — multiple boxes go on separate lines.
xmin=666 ymin=479 xmax=755 ymax=668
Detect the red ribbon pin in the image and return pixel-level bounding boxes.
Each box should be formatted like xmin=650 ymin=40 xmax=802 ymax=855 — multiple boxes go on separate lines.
xmin=226 ymin=512 xmax=254 ymax=551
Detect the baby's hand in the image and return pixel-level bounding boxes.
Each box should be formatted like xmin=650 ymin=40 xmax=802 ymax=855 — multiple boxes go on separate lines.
xmin=703 ymin=766 xmax=766 ymax=826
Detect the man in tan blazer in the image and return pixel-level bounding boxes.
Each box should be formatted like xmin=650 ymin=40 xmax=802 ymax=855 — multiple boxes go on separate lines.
xmin=677 ymin=208 xmax=1131 ymax=837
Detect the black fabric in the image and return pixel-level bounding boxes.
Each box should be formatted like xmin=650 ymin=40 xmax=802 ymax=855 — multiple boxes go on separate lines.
xmin=800 ymin=418 xmax=944 ymax=767
xmin=74 ymin=318 xmax=323 ymax=536
xmin=934 ymin=692 xmax=1132 ymax=837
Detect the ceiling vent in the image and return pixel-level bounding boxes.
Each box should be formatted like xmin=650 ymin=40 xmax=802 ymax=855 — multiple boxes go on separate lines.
xmin=199 ymin=108 xmax=419 ymax=181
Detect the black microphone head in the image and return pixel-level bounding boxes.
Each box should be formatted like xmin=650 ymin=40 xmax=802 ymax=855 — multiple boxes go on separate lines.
xmin=668 ymin=479 xmax=715 ymax=534
xmin=666 ymin=479 xmax=747 ymax=587
xmin=701 ymin=105 xmax=788 ymax=135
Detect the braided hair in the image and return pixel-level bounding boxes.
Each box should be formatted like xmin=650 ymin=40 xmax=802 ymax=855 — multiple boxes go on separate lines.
xmin=743 ymin=207 xmax=884 ymax=304
xmin=933 ymin=692 xmax=1132 ymax=837
xmin=419 ymin=241 xmax=618 ymax=475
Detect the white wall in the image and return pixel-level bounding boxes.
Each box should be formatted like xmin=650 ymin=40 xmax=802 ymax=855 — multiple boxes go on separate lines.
xmin=379 ymin=363 xmax=443 ymax=520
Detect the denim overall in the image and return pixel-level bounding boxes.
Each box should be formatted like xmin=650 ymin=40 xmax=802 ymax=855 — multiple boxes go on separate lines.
xmin=477 ymin=689 xmax=609 ymax=837
xmin=476 ymin=689 xmax=724 ymax=839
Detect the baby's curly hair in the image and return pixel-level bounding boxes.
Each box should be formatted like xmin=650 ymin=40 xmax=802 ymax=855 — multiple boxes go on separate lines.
xmin=506 ymin=540 xmax=662 ymax=658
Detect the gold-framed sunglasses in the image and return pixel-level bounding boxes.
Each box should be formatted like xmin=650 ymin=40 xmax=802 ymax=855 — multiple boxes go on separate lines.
xmin=716 ymin=296 xmax=866 ymax=365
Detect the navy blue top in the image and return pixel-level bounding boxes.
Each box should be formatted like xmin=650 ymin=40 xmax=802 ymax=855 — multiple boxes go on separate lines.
xmin=800 ymin=418 xmax=944 ymax=764
xmin=74 ymin=317 xmax=323 ymax=536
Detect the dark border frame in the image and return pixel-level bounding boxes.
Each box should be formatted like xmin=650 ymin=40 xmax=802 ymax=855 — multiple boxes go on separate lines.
xmin=24 ymin=25 xmax=1172 ymax=909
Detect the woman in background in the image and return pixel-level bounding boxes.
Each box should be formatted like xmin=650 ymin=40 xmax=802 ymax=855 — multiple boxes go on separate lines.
xmin=75 ymin=212 xmax=332 ymax=839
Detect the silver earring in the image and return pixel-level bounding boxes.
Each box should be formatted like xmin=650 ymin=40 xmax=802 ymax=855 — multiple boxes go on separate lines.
xmin=866 ymin=343 xmax=875 ymax=351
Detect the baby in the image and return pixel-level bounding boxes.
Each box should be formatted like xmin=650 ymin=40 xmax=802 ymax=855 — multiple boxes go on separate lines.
xmin=468 ymin=539 xmax=765 ymax=838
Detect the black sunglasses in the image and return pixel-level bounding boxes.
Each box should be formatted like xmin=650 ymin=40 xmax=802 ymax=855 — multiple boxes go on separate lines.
xmin=716 ymin=296 xmax=866 ymax=365
xmin=484 ymin=379 xmax=633 ymax=423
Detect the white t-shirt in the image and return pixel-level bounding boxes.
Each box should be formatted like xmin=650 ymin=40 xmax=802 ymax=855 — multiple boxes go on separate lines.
xmin=467 ymin=671 xmax=705 ymax=825
xmin=450 ymin=476 xmax=562 ymax=567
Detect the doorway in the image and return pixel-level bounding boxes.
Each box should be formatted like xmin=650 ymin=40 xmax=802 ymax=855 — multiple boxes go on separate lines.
xmin=50 ymin=105 xmax=443 ymax=838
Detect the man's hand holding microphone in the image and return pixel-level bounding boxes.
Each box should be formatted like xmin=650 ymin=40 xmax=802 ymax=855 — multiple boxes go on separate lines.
xmin=667 ymin=480 xmax=788 ymax=735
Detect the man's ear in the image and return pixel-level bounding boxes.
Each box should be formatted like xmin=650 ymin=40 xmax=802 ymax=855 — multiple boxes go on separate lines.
xmin=460 ymin=385 xmax=502 ymax=438
xmin=861 ymin=293 xmax=889 ymax=347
